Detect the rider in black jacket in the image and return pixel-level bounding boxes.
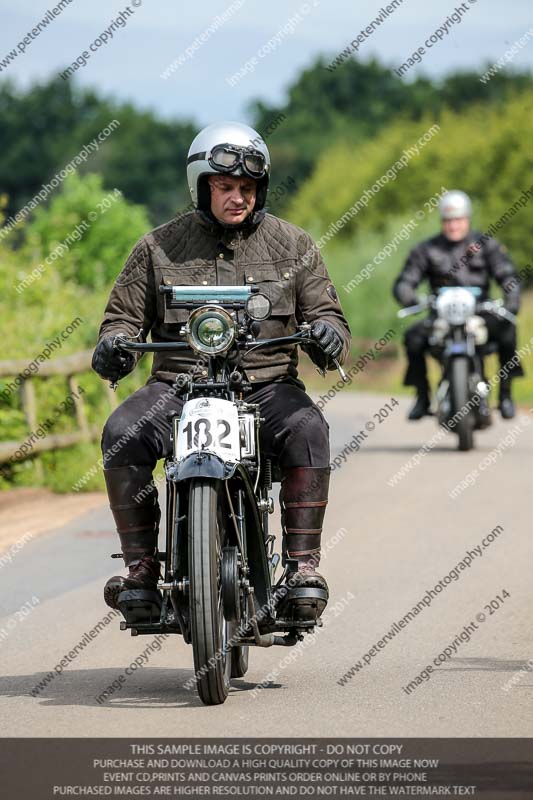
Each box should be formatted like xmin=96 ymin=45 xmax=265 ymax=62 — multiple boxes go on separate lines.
xmin=393 ymin=190 xmax=523 ymax=420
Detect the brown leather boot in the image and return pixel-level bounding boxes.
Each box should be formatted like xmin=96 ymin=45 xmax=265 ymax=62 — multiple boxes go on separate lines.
xmin=279 ymin=466 xmax=330 ymax=608
xmin=103 ymin=465 xmax=161 ymax=609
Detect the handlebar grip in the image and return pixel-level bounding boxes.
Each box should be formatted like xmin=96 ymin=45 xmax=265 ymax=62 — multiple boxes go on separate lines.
xmin=398 ymin=304 xmax=424 ymax=318
xmin=113 ymin=335 xmax=189 ymax=352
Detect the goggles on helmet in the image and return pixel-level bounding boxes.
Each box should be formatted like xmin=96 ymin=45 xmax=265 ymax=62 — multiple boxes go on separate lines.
xmin=189 ymin=143 xmax=267 ymax=179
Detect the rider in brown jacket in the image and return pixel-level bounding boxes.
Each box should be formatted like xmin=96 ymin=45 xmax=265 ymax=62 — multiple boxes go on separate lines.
xmin=92 ymin=121 xmax=351 ymax=611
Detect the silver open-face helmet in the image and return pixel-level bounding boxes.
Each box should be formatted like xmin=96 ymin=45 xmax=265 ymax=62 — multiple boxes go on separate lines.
xmin=186 ymin=121 xmax=271 ymax=221
xmin=438 ymin=190 xmax=472 ymax=220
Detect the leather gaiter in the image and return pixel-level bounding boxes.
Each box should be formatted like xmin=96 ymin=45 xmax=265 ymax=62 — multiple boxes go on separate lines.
xmin=104 ymin=464 xmax=160 ymax=566
xmin=279 ymin=466 xmax=330 ymax=569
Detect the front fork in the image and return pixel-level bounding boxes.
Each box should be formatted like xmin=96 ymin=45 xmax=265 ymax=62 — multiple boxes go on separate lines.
xmin=434 ymin=329 xmax=489 ymax=420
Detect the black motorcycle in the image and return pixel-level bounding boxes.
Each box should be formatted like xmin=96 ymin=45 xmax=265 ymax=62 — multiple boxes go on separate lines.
xmin=111 ymin=282 xmax=348 ymax=705
xmin=399 ymin=286 xmax=516 ymax=451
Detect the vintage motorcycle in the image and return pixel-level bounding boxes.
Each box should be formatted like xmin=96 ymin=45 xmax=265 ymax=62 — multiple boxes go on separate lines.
xmin=398 ymin=286 xmax=516 ymax=451
xmin=111 ymin=283 xmax=348 ymax=705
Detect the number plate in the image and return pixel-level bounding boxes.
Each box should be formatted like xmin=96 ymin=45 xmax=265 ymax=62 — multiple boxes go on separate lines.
xmin=174 ymin=398 xmax=240 ymax=462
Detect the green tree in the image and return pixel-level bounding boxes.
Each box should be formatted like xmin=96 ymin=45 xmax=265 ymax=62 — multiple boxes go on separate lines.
xmin=287 ymin=90 xmax=533 ymax=278
xmin=20 ymin=171 xmax=150 ymax=290
xmin=249 ymin=57 xmax=533 ymax=212
xmin=0 ymin=77 xmax=196 ymax=226
xmin=0 ymin=172 xmax=153 ymax=490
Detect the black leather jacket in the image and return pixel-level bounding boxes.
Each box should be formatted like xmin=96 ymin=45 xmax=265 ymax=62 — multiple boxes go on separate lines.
xmin=393 ymin=230 xmax=521 ymax=314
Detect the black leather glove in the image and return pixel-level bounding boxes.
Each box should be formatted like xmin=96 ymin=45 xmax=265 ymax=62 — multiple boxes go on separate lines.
xmin=310 ymin=320 xmax=343 ymax=363
xmin=503 ymin=299 xmax=520 ymax=316
xmin=91 ymin=335 xmax=135 ymax=382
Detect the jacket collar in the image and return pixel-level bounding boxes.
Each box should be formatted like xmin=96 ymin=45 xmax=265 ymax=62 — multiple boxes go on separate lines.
xmin=192 ymin=207 xmax=267 ymax=248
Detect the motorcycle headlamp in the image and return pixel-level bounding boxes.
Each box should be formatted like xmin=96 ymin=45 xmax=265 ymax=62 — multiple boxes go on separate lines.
xmin=188 ymin=306 xmax=236 ymax=355
xmin=436 ymin=287 xmax=476 ymax=326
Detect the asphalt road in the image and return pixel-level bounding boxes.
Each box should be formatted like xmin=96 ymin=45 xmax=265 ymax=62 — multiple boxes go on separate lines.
xmin=1 ymin=391 xmax=532 ymax=736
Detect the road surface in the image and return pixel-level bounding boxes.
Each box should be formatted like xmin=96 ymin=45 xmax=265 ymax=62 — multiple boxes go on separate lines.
xmin=1 ymin=391 xmax=531 ymax=736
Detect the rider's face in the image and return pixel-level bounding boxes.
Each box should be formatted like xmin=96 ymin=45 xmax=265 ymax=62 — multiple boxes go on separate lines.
xmin=442 ymin=216 xmax=470 ymax=242
xmin=208 ymin=175 xmax=257 ymax=225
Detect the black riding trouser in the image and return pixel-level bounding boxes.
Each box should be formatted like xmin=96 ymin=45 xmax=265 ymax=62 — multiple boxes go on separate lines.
xmin=101 ymin=376 xmax=330 ymax=471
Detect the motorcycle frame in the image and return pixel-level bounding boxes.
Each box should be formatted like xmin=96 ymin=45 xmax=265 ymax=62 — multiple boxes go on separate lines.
xmin=116 ymin=334 xmax=322 ymax=646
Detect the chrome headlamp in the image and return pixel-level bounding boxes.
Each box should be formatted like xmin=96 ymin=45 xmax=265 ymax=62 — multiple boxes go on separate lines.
xmin=436 ymin=287 xmax=476 ymax=325
xmin=187 ymin=305 xmax=236 ymax=355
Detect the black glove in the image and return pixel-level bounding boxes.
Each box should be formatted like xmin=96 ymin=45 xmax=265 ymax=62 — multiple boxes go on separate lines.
xmin=310 ymin=320 xmax=343 ymax=364
xmin=503 ymin=299 xmax=520 ymax=316
xmin=403 ymin=294 xmax=424 ymax=309
xmin=92 ymin=335 xmax=135 ymax=382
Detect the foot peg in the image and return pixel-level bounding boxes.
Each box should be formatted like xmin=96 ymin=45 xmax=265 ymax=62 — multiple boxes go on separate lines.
xmin=275 ymin=584 xmax=328 ymax=623
xmin=475 ymin=412 xmax=492 ymax=430
xmin=117 ymin=589 xmax=162 ymax=625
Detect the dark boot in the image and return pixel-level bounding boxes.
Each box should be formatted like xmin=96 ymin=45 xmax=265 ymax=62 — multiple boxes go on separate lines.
xmin=103 ymin=465 xmax=161 ymax=609
xmin=407 ymin=389 xmax=431 ymax=420
xmin=499 ymin=380 xmax=516 ymax=419
xmin=279 ymin=467 xmax=330 ymax=615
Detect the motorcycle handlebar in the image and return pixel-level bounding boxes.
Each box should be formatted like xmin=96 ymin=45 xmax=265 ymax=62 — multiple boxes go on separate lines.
xmin=397 ymin=300 xmax=431 ymax=318
xmin=113 ymin=338 xmax=188 ymax=352
xmin=112 ymin=326 xmax=349 ymax=383
xmin=113 ymin=328 xmax=311 ymax=353
xmin=476 ymin=300 xmax=517 ymax=325
xmin=397 ymin=296 xmax=516 ymax=325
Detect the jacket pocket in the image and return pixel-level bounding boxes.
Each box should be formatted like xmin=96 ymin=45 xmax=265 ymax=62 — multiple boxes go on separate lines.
xmin=243 ymin=264 xmax=296 ymax=316
xmin=243 ymin=265 xmax=297 ymax=342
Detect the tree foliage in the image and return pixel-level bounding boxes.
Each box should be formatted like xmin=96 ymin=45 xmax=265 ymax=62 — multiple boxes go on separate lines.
xmin=287 ymin=91 xmax=533 ymax=275
xmin=21 ymin=171 xmax=150 ymax=289
xmin=0 ymin=77 xmax=196 ymax=226
xmin=1 ymin=61 xmax=530 ymax=226
xmin=249 ymin=57 xmax=533 ymax=205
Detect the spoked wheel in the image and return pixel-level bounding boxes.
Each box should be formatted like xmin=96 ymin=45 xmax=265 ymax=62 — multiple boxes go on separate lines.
xmin=188 ymin=479 xmax=232 ymax=705
xmin=451 ymin=357 xmax=474 ymax=452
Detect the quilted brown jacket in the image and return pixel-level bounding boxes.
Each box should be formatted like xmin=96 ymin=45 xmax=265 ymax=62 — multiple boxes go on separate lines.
xmin=97 ymin=210 xmax=352 ymax=386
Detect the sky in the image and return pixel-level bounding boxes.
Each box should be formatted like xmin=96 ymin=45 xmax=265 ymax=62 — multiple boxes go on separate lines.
xmin=0 ymin=0 xmax=532 ymax=127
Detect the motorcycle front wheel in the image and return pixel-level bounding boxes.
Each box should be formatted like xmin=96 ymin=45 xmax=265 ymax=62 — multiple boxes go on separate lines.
xmin=188 ymin=478 xmax=231 ymax=705
xmin=451 ymin=357 xmax=474 ymax=452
